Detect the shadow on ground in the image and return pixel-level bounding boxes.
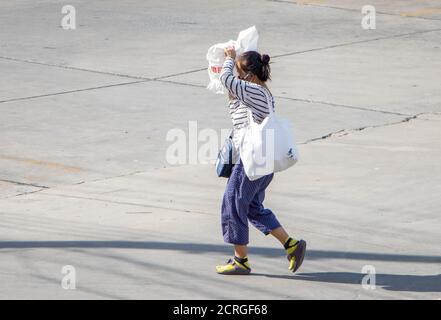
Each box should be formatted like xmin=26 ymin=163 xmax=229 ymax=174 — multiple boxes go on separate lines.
xmin=1 ymin=240 xmax=440 ymax=293
xmin=250 ymin=272 xmax=441 ymax=293
xmin=0 ymin=240 xmax=440 ymax=263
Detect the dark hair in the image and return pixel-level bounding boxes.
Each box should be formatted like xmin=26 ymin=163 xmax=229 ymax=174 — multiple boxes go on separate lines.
xmin=238 ymin=51 xmax=271 ymax=82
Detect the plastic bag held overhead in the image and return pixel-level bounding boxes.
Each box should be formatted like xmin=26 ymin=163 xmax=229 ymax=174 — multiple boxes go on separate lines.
xmin=206 ymin=26 xmax=259 ymax=94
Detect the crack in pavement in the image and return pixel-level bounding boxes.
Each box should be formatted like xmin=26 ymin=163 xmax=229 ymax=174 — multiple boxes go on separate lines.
xmin=268 ymin=0 xmax=441 ymax=22
xmin=155 ymin=78 xmax=413 ymax=117
xmin=1 ymin=19 xmax=438 ymax=194
xmin=277 ymin=96 xmax=412 ymax=116
xmin=73 ymin=170 xmax=146 ymax=186
xmin=155 ymin=78 xmax=206 ymax=89
xmin=2 ymin=111 xmax=435 ymax=202
xmin=300 ymin=113 xmax=421 ymax=144
xmin=0 ymin=54 xmax=207 ymax=85
xmin=0 ymin=73 xmax=416 ymax=120
xmin=272 ymin=27 xmax=441 ymax=59
xmin=0 ymin=80 xmax=149 ymax=104
xmin=1 ymin=188 xmax=47 ymax=199
xmin=2 ymin=26 xmax=440 ymax=104
xmin=1 ymin=168 xmax=153 ymax=199
xmin=1 ymin=26 xmax=439 ymax=106
xmin=0 ymin=55 xmax=150 ymax=80
xmin=153 ymin=68 xmax=208 ymax=80
xmin=34 ymin=192 xmax=214 ymax=216
xmin=0 ymin=179 xmax=49 ymax=189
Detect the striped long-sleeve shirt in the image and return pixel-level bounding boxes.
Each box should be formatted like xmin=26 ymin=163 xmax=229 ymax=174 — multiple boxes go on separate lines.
xmin=219 ymin=57 xmax=275 ymax=130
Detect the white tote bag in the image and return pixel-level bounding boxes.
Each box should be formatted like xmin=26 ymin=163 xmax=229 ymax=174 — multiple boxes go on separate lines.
xmin=240 ymin=89 xmax=299 ymax=181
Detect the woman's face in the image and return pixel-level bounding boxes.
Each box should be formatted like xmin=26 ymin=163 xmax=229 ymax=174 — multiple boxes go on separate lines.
xmin=235 ymin=60 xmax=250 ymax=80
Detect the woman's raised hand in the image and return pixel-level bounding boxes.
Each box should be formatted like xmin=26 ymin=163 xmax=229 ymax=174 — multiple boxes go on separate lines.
xmin=224 ymin=47 xmax=236 ymax=59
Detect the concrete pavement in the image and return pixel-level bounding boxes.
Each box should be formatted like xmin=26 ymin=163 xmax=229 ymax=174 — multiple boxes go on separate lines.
xmin=0 ymin=0 xmax=440 ymax=299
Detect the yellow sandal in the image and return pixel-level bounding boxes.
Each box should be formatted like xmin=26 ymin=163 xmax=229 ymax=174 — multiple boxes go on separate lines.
xmin=216 ymin=257 xmax=251 ymax=275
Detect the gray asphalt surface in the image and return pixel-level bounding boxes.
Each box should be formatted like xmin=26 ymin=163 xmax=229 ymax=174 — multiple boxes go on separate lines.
xmin=0 ymin=0 xmax=440 ymax=299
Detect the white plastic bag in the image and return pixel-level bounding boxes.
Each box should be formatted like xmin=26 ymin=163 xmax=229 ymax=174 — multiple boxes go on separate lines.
xmin=240 ymin=90 xmax=299 ymax=181
xmin=235 ymin=26 xmax=259 ymax=55
xmin=206 ymin=40 xmax=236 ymax=94
xmin=206 ymin=26 xmax=259 ymax=94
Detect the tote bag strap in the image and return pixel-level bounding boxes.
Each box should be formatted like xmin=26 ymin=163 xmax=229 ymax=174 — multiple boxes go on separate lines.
xmin=247 ymin=85 xmax=274 ymax=125
xmin=261 ymin=87 xmax=274 ymax=115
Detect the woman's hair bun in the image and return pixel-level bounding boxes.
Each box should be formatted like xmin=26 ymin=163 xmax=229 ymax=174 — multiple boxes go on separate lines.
xmin=240 ymin=51 xmax=272 ymax=82
xmin=261 ymin=54 xmax=270 ymax=65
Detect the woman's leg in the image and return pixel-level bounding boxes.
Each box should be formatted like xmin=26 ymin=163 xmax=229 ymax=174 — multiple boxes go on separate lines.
xmin=217 ymin=161 xmax=266 ymax=274
xmin=217 ymin=162 xmax=252 ymax=275
xmin=220 ymin=163 xmax=251 ymax=246
xmin=270 ymin=226 xmax=291 ymax=245
xmin=246 ymin=173 xmax=307 ymax=273
xmin=234 ymin=245 xmax=248 ymax=258
xmin=247 ymin=173 xmax=282 ymax=236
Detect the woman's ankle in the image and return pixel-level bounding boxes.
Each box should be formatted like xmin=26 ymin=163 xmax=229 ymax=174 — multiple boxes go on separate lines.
xmin=234 ymin=244 xmax=248 ymax=259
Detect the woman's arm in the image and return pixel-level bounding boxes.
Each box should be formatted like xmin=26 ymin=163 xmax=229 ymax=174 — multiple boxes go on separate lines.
xmin=220 ymin=48 xmax=273 ymax=118
xmin=219 ymin=56 xmax=247 ymax=102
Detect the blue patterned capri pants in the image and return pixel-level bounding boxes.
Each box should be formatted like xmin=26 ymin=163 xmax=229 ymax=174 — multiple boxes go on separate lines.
xmin=221 ymin=160 xmax=282 ymax=245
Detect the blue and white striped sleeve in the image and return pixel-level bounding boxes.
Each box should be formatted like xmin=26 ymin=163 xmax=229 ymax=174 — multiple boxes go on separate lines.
xmin=219 ymin=57 xmax=247 ymax=101
xmin=220 ymin=57 xmax=272 ymax=116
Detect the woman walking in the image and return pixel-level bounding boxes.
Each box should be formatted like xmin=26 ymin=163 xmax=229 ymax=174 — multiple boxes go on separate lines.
xmin=216 ymin=47 xmax=306 ymax=275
